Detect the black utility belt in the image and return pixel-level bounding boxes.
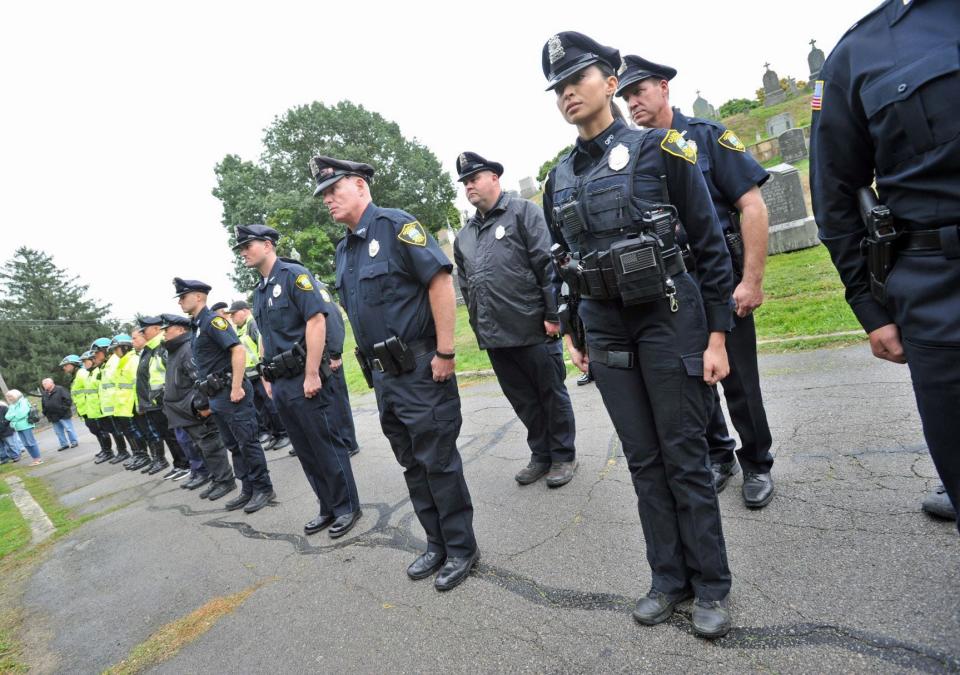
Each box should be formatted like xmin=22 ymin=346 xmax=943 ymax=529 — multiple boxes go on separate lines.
xmin=588 ymin=346 xmax=634 ymax=369
xmin=898 ymin=226 xmax=960 ymax=258
xmin=258 ymin=343 xmax=307 ymax=382
xmin=579 ymin=243 xmax=685 ymax=304
xmin=196 ymin=370 xmax=232 ymax=397
xmin=359 ymin=336 xmax=436 ymax=377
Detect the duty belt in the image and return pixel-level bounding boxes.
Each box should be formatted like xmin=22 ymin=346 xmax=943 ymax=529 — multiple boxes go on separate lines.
xmin=898 ymin=226 xmax=960 ymax=259
xmin=362 ymin=336 xmax=437 ymax=374
xmin=587 ymin=346 xmax=635 ymax=369
xmin=579 ymin=247 xmax=686 ymax=300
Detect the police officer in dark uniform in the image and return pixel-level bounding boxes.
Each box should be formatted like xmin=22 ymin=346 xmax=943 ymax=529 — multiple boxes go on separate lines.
xmin=234 ymin=224 xmax=363 ymax=537
xmin=312 ymin=155 xmax=480 ymax=591
xmin=541 ymin=32 xmax=735 ymax=637
xmin=616 ymin=56 xmax=776 ymax=508
xmin=810 ymin=0 xmax=960 ymax=528
xmin=453 ymin=151 xmax=578 ymax=488
xmin=174 ymin=277 xmax=276 ymax=513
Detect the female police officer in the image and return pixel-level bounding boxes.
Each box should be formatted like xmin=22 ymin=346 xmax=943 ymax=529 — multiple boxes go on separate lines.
xmin=541 ymin=32 xmax=736 ymax=638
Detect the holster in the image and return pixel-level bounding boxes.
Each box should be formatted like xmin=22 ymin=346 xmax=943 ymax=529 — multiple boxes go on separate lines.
xmin=355 ymin=347 xmax=374 ymax=388
xmin=372 ymin=336 xmax=417 ymax=376
xmin=724 ymin=230 xmax=745 ymax=277
xmin=857 ymin=187 xmax=899 ymax=304
xmin=196 ymin=371 xmax=230 ymax=397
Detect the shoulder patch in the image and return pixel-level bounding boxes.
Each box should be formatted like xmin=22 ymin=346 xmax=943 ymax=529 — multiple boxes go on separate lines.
xmin=319 ymin=288 xmax=332 ymax=303
xmin=811 ymin=80 xmax=824 ymax=111
xmin=211 ymin=317 xmax=229 ymax=331
xmin=397 ymin=221 xmax=427 ymax=247
xmin=295 ymin=273 xmax=314 ymax=291
xmin=717 ymin=130 xmax=746 ymax=152
xmin=660 ymin=130 xmax=697 ymax=164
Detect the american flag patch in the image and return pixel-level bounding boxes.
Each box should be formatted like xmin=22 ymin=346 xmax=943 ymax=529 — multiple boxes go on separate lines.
xmin=812 ymin=80 xmax=824 ymax=110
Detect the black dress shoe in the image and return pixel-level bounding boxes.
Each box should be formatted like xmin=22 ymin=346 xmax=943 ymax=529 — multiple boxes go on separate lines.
xmin=710 ymin=460 xmax=740 ymax=493
xmin=258 ymin=431 xmax=273 ymax=446
xmin=922 ymin=484 xmax=957 ymax=520
xmin=288 ymin=448 xmax=297 ymax=457
xmin=94 ymin=453 xmax=114 ymax=464
xmin=691 ymin=598 xmax=731 ymax=639
xmin=147 ymin=461 xmax=169 ymax=475
xmin=185 ymin=475 xmax=211 ymax=491
xmin=742 ymin=472 xmax=774 ymax=509
xmin=348 ymin=446 xmax=360 ymax=457
xmin=57 ymin=446 xmax=69 ymax=452
xmin=198 ymin=482 xmax=217 ymax=499
xmin=261 ymin=436 xmax=277 ymax=451
xmin=435 ymin=549 xmax=480 ymax=591
xmin=207 ymin=483 xmax=239 ymax=503
xmin=514 ymin=461 xmax=550 ymax=485
xmin=271 ymin=436 xmax=291 ymax=451
xmin=109 ymin=453 xmax=130 ymax=465
xmin=304 ymin=512 xmax=335 ymax=535
xmin=576 ymin=372 xmax=593 ymax=386
xmin=633 ymin=589 xmax=693 ymax=625
xmin=243 ymin=490 xmax=276 ymax=513
xmin=137 ymin=458 xmax=155 ymax=473
xmin=545 ymin=461 xmax=578 ymax=488
xmin=328 ymin=510 xmax=362 ymax=538
xmin=407 ymin=551 xmax=446 ymax=580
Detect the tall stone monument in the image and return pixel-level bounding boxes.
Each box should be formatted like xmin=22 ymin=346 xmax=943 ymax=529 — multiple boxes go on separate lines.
xmin=761 ymin=163 xmax=818 ymax=254
xmin=808 ymin=38 xmax=826 ymax=81
xmin=692 ymin=90 xmax=718 ymax=120
xmin=763 ymin=63 xmax=786 ymax=107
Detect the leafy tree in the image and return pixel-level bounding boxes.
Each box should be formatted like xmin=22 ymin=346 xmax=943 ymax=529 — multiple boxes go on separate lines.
xmin=0 ymin=248 xmax=115 ymax=393
xmin=719 ymin=98 xmax=759 ymax=118
xmin=537 ymin=145 xmax=575 ymax=184
xmin=213 ymin=101 xmax=456 ymax=289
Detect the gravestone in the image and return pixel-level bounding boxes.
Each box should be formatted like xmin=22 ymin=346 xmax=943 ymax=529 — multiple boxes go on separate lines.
xmin=763 ymin=63 xmax=786 ymax=107
xmin=808 ymin=38 xmax=826 ymax=81
xmin=692 ymin=90 xmax=718 ymax=120
xmin=778 ymin=128 xmax=808 ymax=163
xmin=761 ymin=163 xmax=818 ymax=254
xmin=766 ymin=112 xmax=794 ymax=138
xmin=519 ymin=176 xmax=538 ymax=199
xmin=786 ymin=77 xmax=799 ymax=96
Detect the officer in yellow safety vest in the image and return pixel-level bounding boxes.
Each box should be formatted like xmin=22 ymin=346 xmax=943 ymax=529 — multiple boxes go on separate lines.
xmin=132 ymin=317 xmax=190 ymax=479
xmin=74 ymin=350 xmax=115 ymax=457
xmin=226 ymin=300 xmax=290 ymax=452
xmin=108 ymin=334 xmax=150 ymax=469
xmin=89 ymin=337 xmax=127 ymax=463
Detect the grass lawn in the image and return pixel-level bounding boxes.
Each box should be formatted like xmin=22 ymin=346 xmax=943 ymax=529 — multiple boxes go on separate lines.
xmin=722 ymin=94 xmax=814 ymax=143
xmin=0 ymin=481 xmax=30 ymax=560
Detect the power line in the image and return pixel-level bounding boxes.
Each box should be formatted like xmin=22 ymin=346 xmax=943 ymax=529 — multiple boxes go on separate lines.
xmin=0 ymin=318 xmax=108 ymax=324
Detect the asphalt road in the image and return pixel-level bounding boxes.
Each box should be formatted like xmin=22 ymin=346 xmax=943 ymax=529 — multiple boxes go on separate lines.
xmin=16 ymin=343 xmax=960 ymax=673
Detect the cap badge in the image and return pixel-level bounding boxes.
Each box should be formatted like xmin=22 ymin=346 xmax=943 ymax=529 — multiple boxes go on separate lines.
xmin=547 ymin=35 xmax=565 ymax=65
xmin=459 ymin=153 xmax=468 ymax=169
xmin=369 ymin=239 xmax=380 ymax=257
xmin=617 ymin=61 xmax=628 ymax=76
xmin=308 ymin=158 xmax=320 ymax=178
xmin=608 ymin=143 xmax=630 ymax=171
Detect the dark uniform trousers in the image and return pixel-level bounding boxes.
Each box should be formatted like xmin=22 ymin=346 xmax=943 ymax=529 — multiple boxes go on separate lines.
xmin=328 ymin=367 xmax=359 ymax=452
xmin=184 ymin=418 xmax=232 ymax=483
xmin=705 ymin=309 xmax=774 ymax=473
xmin=104 ymin=417 xmax=127 ymax=453
xmin=580 ymin=273 xmax=731 ymax=601
xmin=174 ymin=427 xmax=208 ymax=476
xmin=251 ymin=376 xmax=287 ymax=438
xmin=271 ymin=375 xmax=360 ymax=518
xmin=374 ymin=352 xmax=477 ymax=558
xmin=136 ymin=410 xmax=189 ymax=469
xmin=113 ymin=416 xmax=146 ymax=456
xmin=887 ymin=248 xmax=960 ymax=527
xmin=209 ymin=380 xmax=272 ymax=494
xmin=486 ymin=340 xmax=576 ymax=464
xmin=85 ymin=418 xmax=113 ymax=453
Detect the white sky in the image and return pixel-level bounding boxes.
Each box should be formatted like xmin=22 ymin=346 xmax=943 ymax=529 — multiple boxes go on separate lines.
xmin=0 ymin=0 xmax=877 ymax=323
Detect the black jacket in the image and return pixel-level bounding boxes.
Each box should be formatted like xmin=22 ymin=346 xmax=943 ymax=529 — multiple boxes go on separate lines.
xmin=41 ymin=385 xmax=73 ymax=422
xmin=0 ymin=404 xmax=13 ymax=438
xmin=162 ymin=332 xmax=205 ymax=429
xmin=454 ymin=192 xmax=559 ymax=350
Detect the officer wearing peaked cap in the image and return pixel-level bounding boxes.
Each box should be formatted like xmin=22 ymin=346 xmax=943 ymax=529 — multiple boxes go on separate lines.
xmin=810 ymin=0 xmax=960 ymax=528
xmin=616 ymin=55 xmax=776 ymax=509
xmin=541 ymin=31 xmax=736 ymax=637
xmin=453 ymin=151 xmax=578 ymax=488
xmin=235 ymin=223 xmax=363 ymax=538
xmin=175 ymin=276 xmax=275 ymax=512
xmin=312 ymin=153 xmax=481 ymax=591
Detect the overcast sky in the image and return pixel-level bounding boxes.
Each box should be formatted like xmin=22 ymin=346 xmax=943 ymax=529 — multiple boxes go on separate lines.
xmin=0 ymin=0 xmax=877 ymax=323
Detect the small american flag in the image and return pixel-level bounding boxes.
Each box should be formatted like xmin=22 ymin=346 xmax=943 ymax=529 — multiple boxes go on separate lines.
xmin=811 ymin=80 xmax=824 ymax=111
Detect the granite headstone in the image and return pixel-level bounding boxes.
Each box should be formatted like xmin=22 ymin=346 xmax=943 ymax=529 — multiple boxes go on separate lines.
xmin=808 ymin=39 xmax=826 ymax=81
xmin=763 ymin=63 xmax=786 ymax=107
xmin=778 ymin=128 xmax=808 ymax=163
xmin=519 ymin=176 xmax=538 ymax=199
xmin=761 ymin=163 xmax=808 ymax=225
xmin=766 ymin=112 xmax=794 ymax=139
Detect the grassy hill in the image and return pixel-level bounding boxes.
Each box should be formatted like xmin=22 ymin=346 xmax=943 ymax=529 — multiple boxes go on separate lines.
xmin=721 ymin=93 xmax=813 ymax=143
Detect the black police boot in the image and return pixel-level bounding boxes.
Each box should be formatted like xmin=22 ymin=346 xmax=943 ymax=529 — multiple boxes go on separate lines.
xmin=207 ymin=482 xmax=238 ymax=503
xmin=243 ymin=490 xmax=277 ymax=514
xmin=147 ymin=460 xmax=169 ymax=476
xmin=434 ymin=549 xmax=480 ymax=592
xmin=710 ymin=460 xmax=740 ymax=493
xmin=545 ymin=461 xmax=578 ymax=488
xmin=94 ymin=452 xmax=114 ymax=464
xmin=109 ymin=452 xmax=131 ymax=465
xmin=922 ymin=485 xmax=957 ymax=520
xmin=328 ymin=510 xmax=362 ymax=538
xmin=222 ymin=489 xmax=251 ymax=510
xmin=198 ymin=482 xmax=217 ymax=499
xmin=691 ymin=598 xmax=731 ymax=639
xmin=515 ymin=461 xmax=550 ymax=485
xmin=304 ymin=512 xmax=334 ymax=535
xmin=185 ymin=474 xmax=211 ymax=491
xmin=633 ymin=589 xmax=693 ymax=626
xmin=138 ymin=458 xmax=158 ymax=473
xmin=407 ymin=551 xmax=446 ymax=580
xmin=260 ymin=435 xmax=277 ymax=451
xmin=742 ymin=472 xmax=774 ymax=509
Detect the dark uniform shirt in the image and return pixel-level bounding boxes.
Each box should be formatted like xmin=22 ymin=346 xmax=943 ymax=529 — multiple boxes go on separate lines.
xmin=544 ymin=118 xmax=734 ymax=332
xmin=252 ymin=257 xmax=336 ymax=361
xmin=454 ymin=191 xmax=559 ymax=350
xmin=335 ymin=203 xmax=451 ymax=355
xmin=191 ymin=306 xmax=239 ymax=379
xmin=670 ymin=107 xmax=769 ymax=232
xmin=322 ymin=282 xmax=347 ymax=358
xmin=810 ymin=0 xmax=960 ymax=332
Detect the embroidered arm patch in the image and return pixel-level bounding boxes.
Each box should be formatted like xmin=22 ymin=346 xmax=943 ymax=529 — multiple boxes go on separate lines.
xmin=398 ymin=221 xmax=427 ymax=247
xmin=660 ymin=130 xmax=698 ymax=164
xmin=718 ymin=130 xmax=746 ymax=152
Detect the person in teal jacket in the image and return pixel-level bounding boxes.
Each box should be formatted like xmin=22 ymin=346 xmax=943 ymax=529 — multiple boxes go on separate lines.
xmin=4 ymin=389 xmax=42 ymax=465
